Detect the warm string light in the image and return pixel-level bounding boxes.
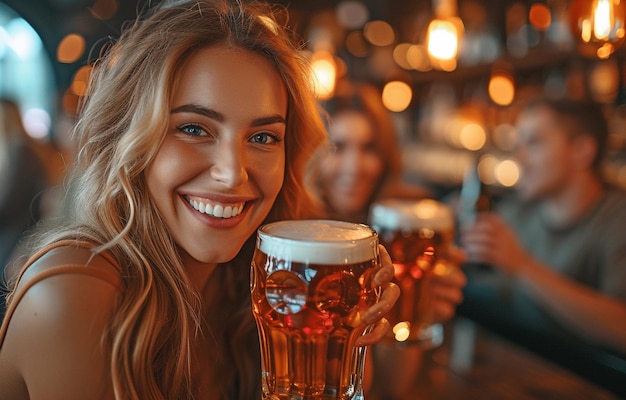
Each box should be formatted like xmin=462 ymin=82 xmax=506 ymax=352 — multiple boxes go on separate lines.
xmin=426 ymin=0 xmax=464 ymax=71
xmin=310 ymin=50 xmax=337 ymax=100
xmin=569 ymin=0 xmax=626 ymax=59
xmin=427 ymin=19 xmax=460 ymax=61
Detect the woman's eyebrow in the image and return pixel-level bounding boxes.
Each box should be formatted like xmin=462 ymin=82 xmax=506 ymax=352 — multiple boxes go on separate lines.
xmin=171 ymin=104 xmax=224 ymax=122
xmin=251 ymin=115 xmax=286 ymax=127
xmin=171 ymin=104 xmax=285 ymax=127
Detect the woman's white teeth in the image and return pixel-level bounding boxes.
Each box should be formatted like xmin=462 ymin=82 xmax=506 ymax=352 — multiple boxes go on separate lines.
xmin=223 ymin=206 xmax=232 ymax=218
xmin=189 ymin=199 xmax=243 ymax=219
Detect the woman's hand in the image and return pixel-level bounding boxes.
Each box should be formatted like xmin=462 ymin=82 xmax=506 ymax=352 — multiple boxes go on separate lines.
xmin=356 ymin=245 xmax=400 ymax=346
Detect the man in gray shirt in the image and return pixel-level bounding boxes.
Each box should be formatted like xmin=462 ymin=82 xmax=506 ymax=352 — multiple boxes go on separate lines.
xmin=459 ymin=98 xmax=626 ymax=391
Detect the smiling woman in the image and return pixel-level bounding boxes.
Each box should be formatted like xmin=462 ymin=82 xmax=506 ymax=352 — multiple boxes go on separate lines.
xmin=0 ymin=1 xmax=399 ymax=399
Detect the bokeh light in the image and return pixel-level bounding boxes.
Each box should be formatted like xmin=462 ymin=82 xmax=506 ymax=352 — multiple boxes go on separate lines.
xmin=569 ymin=0 xmax=626 ymax=59
xmin=363 ymin=20 xmax=395 ymax=47
xmin=459 ymin=122 xmax=487 ymax=151
xmin=91 ymin=0 xmax=119 ymax=20
xmin=478 ymin=154 xmax=499 ymax=185
xmin=382 ymin=80 xmax=412 ymax=112
xmin=406 ymin=44 xmax=431 ymax=71
xmin=588 ymin=60 xmax=619 ymax=103
xmin=529 ymin=3 xmax=552 ymax=32
xmin=335 ymin=0 xmax=369 ymax=30
xmin=310 ymin=51 xmax=337 ymax=99
xmin=392 ymin=42 xmax=413 ymax=70
xmin=57 ymin=33 xmax=86 ymax=63
xmin=392 ymin=321 xmax=411 ymax=342
xmin=345 ymin=30 xmax=369 ymax=57
xmin=427 ymin=19 xmax=459 ymax=61
xmin=71 ymin=65 xmax=92 ymax=96
xmin=488 ymin=73 xmax=515 ymax=106
xmin=495 ymin=159 xmax=520 ymax=187
xmin=23 ymin=107 xmax=51 ymax=139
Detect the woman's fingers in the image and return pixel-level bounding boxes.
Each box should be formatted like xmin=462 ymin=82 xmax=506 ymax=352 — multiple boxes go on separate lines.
xmin=353 ymin=245 xmax=399 ymax=348
xmin=362 ymin=282 xmax=400 ymax=325
xmin=355 ymin=317 xmax=390 ymax=347
xmin=372 ymin=244 xmax=394 ymax=288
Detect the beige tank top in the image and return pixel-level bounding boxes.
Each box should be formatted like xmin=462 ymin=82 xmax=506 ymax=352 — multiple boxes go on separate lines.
xmin=0 ymin=240 xmax=121 ymax=346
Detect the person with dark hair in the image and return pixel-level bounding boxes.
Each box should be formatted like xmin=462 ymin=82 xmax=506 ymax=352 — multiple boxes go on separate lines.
xmin=310 ymin=79 xmax=467 ymax=399
xmin=460 ymin=97 xmax=626 ymax=357
xmin=0 ymin=2 xmax=399 ymax=399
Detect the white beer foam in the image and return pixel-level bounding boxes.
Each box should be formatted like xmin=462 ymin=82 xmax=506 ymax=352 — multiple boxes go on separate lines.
xmin=258 ymin=219 xmax=378 ymax=264
xmin=369 ymin=198 xmax=454 ymax=232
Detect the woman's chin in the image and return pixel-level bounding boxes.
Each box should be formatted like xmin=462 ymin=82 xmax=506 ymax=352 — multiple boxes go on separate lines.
xmin=180 ymin=246 xmax=242 ymax=265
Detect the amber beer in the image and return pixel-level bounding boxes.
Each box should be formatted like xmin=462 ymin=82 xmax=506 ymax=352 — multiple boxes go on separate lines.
xmin=251 ymin=219 xmax=380 ymax=400
xmin=369 ymin=199 xmax=455 ymax=348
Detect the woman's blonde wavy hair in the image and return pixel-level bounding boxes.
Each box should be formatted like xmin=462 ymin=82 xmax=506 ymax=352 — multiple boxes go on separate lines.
xmin=8 ymin=1 xmax=327 ymax=398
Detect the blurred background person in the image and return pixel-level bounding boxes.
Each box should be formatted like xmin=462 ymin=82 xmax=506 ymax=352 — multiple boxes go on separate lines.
xmin=460 ymin=97 xmax=626 ymax=358
xmin=311 ymin=79 xmax=432 ymax=223
xmin=309 ymin=79 xmax=467 ymax=399
xmin=0 ymin=98 xmax=58 ymax=319
xmin=0 ymin=99 xmax=54 ymax=268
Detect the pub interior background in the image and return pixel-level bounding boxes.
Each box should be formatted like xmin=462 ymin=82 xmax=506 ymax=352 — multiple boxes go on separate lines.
xmin=1 ymin=0 xmax=626 ymax=397
xmin=4 ymin=0 xmax=626 ymax=197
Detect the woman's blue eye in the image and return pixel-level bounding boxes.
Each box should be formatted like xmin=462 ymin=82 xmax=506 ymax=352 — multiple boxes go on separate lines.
xmin=178 ymin=124 xmax=205 ymax=136
xmin=251 ymin=132 xmax=279 ymax=144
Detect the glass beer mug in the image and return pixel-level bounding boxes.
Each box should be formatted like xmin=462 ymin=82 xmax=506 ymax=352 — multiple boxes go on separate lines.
xmin=251 ymin=219 xmax=381 ymax=400
xmin=369 ymin=198 xmax=455 ymax=349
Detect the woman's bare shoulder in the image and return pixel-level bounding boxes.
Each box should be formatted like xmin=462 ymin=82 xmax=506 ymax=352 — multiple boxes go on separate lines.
xmin=20 ymin=242 xmax=119 ymax=278
xmin=8 ymin=244 xmax=122 ymax=338
xmin=0 ymin=245 xmax=120 ymax=399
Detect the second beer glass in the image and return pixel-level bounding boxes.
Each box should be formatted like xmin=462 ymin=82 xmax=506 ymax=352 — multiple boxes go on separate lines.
xmin=251 ymin=219 xmax=381 ymax=399
xmin=369 ymin=198 xmax=455 ymax=349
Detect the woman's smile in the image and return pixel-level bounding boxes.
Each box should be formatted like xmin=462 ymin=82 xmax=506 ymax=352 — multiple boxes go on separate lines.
xmin=184 ymin=195 xmax=245 ymax=219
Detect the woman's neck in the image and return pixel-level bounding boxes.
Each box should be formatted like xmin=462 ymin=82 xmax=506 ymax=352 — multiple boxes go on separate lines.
xmin=181 ymin=253 xmax=218 ymax=294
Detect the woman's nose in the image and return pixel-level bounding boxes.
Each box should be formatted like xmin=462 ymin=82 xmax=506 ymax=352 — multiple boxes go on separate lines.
xmin=341 ymin=149 xmax=363 ymax=175
xmin=210 ymin=140 xmax=248 ymax=188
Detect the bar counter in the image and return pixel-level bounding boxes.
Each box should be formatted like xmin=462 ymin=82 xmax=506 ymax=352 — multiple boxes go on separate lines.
xmin=368 ymin=317 xmax=620 ymax=399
